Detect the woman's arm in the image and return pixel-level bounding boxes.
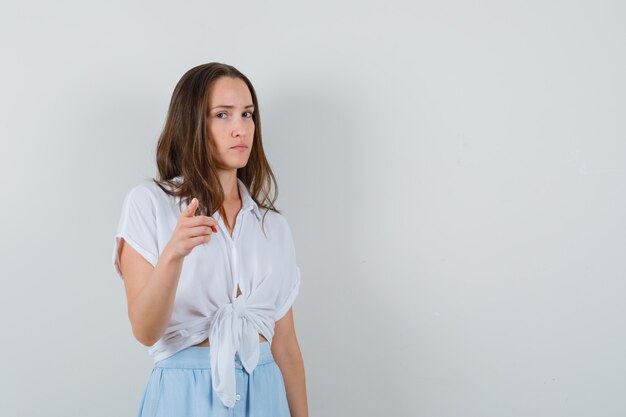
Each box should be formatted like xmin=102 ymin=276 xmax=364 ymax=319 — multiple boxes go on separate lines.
xmin=119 ymin=241 xmax=184 ymax=346
xmin=272 ymin=308 xmax=309 ymax=417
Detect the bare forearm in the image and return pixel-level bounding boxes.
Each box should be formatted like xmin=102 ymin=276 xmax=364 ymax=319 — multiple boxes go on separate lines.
xmin=275 ymin=349 xmax=309 ymax=417
xmin=129 ymin=247 xmax=184 ymax=346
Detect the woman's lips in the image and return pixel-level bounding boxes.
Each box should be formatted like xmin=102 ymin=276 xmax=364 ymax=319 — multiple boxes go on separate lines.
xmin=231 ymin=145 xmax=248 ymax=152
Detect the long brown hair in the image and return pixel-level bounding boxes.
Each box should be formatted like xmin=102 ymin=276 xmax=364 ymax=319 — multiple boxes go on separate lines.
xmin=150 ymin=62 xmax=280 ymax=234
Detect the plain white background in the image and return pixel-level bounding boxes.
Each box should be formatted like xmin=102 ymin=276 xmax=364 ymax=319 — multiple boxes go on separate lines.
xmin=1 ymin=1 xmax=625 ymax=416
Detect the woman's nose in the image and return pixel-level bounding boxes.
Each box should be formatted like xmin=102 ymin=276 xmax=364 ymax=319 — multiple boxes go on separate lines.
xmin=231 ymin=117 xmax=247 ymax=137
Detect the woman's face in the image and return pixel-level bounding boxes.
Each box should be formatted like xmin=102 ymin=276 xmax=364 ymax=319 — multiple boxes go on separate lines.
xmin=206 ymin=76 xmax=255 ymax=171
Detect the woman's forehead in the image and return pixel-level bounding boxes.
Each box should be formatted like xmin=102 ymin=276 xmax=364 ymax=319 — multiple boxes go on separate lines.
xmin=209 ymin=77 xmax=252 ymax=106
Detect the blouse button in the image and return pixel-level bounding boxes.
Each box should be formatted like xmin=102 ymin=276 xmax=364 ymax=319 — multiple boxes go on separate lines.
xmin=236 ymin=394 xmax=241 ymax=401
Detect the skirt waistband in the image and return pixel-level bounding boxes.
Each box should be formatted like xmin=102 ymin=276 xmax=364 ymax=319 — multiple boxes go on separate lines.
xmin=154 ymin=341 xmax=274 ymax=369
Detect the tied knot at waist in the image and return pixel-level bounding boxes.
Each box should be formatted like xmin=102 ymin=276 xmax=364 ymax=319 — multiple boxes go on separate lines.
xmin=231 ymin=293 xmax=247 ymax=319
xmin=208 ymin=294 xmax=275 ymax=408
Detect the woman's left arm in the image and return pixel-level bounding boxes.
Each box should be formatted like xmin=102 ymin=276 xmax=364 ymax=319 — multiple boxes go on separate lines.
xmin=272 ymin=307 xmax=309 ymax=417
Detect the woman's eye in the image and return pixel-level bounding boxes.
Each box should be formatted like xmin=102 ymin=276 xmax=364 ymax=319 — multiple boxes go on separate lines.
xmin=215 ymin=112 xmax=253 ymax=119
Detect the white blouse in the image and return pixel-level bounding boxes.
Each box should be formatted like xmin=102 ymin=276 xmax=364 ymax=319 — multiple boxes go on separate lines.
xmin=111 ymin=175 xmax=301 ymax=408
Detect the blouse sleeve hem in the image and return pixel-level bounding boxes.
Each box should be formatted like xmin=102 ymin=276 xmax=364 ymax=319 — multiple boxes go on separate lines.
xmin=274 ymin=266 xmax=301 ymax=321
xmin=112 ymin=233 xmax=158 ymax=279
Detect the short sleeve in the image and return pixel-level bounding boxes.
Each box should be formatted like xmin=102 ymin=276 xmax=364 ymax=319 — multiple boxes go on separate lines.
xmin=274 ymin=266 xmax=301 ymax=321
xmin=112 ymin=185 xmax=159 ymax=280
xmin=274 ymin=218 xmax=302 ymax=321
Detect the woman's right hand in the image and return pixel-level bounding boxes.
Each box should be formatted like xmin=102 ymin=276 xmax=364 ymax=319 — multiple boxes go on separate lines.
xmin=165 ymin=197 xmax=219 ymax=259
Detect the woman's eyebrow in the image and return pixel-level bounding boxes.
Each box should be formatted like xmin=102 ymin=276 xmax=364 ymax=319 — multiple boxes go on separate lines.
xmin=210 ymin=104 xmax=255 ymax=110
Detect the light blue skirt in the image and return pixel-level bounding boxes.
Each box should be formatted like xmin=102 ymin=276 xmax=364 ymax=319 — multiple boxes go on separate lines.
xmin=136 ymin=341 xmax=291 ymax=417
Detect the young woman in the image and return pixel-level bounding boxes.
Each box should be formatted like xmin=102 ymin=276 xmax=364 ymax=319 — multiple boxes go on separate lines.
xmin=112 ymin=63 xmax=308 ymax=417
